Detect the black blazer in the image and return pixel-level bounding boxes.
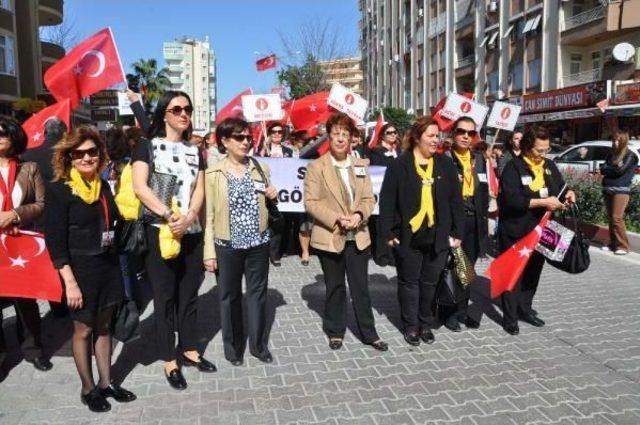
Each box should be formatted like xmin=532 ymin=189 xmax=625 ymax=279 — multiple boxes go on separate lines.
xmin=451 ymin=151 xmax=490 ymax=257
xmin=376 ymin=150 xmax=465 ymax=265
xmin=369 ymin=145 xmax=400 ymax=167
xmin=497 ymin=156 xmax=565 ymax=252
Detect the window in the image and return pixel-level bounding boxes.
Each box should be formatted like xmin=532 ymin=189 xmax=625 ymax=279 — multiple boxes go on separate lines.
xmin=488 ymin=71 xmax=499 ymax=94
xmin=0 ymin=0 xmax=11 ymax=11
xmin=0 ymin=34 xmax=16 ymax=75
xmin=591 ymin=51 xmax=601 ymax=71
xmin=528 ymin=58 xmax=541 ymax=87
xmin=570 ymin=53 xmax=582 ymax=75
xmin=511 ymin=62 xmax=523 ymax=90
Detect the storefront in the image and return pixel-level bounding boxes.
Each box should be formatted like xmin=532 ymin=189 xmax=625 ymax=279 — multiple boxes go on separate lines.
xmin=607 ymin=81 xmax=640 ymax=138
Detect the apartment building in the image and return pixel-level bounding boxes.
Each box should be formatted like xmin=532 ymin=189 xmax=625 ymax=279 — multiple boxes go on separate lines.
xmin=318 ymin=56 xmax=365 ymax=95
xmin=163 ymin=37 xmax=217 ymax=134
xmin=0 ymin=0 xmax=65 ymax=116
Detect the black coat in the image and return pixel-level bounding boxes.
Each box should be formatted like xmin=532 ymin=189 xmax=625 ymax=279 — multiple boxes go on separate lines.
xmin=369 ymin=145 xmax=400 ymax=167
xmin=497 ymin=156 xmax=566 ymax=251
xmin=376 ymin=150 xmax=465 ymax=265
xmin=451 ymin=151 xmax=490 ymax=258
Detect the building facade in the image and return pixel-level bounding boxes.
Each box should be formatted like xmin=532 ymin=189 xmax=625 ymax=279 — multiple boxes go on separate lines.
xmin=318 ymin=56 xmax=365 ymax=95
xmin=360 ymin=0 xmax=640 ymax=119
xmin=163 ymin=37 xmax=217 ymax=134
xmin=0 ymin=0 xmax=65 ymax=116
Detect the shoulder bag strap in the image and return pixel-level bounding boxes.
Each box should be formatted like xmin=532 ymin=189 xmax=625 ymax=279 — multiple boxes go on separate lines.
xmin=249 ymin=157 xmax=269 ymax=185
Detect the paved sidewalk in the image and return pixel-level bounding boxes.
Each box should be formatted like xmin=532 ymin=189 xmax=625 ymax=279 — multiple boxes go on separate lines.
xmin=1 ymin=249 xmax=640 ymax=424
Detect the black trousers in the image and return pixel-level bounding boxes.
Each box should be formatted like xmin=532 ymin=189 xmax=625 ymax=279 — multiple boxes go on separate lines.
xmin=451 ymin=214 xmax=480 ymax=321
xmin=501 ymin=250 xmax=545 ymax=326
xmin=394 ymin=244 xmax=448 ymax=334
xmin=317 ymin=242 xmax=379 ymax=343
xmin=0 ymin=299 xmax=44 ymax=364
xmin=215 ymin=243 xmax=270 ymax=361
xmin=144 ymin=226 xmax=203 ymax=361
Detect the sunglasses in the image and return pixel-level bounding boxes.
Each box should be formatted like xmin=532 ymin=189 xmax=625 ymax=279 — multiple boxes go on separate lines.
xmin=230 ymin=134 xmax=253 ymax=143
xmin=166 ymin=105 xmax=193 ymax=116
xmin=454 ymin=128 xmax=479 ymax=138
xmin=269 ymin=129 xmax=283 ymax=135
xmin=70 ymin=147 xmax=100 ymax=160
xmin=385 ymin=130 xmax=397 ymax=135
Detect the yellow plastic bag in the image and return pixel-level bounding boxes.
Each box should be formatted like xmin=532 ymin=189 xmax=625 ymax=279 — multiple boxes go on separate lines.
xmin=114 ymin=163 xmax=141 ymax=220
xmin=159 ymin=198 xmax=182 ymax=260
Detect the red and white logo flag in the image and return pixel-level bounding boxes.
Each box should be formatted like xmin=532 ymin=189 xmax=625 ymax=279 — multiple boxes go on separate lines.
xmin=368 ymin=112 xmax=385 ymax=149
xmin=22 ymin=98 xmax=71 ymax=149
xmin=44 ymin=27 xmax=126 ymax=108
xmin=0 ymin=231 xmax=62 ymax=302
xmin=216 ymin=88 xmax=252 ymax=124
xmin=256 ymin=54 xmax=277 ymax=71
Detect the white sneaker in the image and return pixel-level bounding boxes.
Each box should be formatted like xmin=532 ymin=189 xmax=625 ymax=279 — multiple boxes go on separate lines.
xmin=614 ymin=249 xmax=629 ymax=256
xmin=600 ymin=246 xmax=611 ymax=252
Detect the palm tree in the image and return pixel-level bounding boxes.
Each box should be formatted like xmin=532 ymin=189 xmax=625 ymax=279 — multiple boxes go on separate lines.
xmin=126 ymin=58 xmax=170 ymax=111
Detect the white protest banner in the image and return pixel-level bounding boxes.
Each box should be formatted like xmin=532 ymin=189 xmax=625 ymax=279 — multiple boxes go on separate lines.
xmin=486 ymin=101 xmax=521 ymax=131
xmin=327 ymin=83 xmax=368 ymax=124
xmin=117 ymin=92 xmax=133 ymax=115
xmin=440 ymin=93 xmax=489 ymax=127
xmin=259 ymin=157 xmax=385 ymax=214
xmin=241 ymin=94 xmax=283 ymax=122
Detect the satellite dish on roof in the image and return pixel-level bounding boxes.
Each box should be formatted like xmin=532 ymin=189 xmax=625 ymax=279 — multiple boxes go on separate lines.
xmin=612 ymin=43 xmax=636 ymax=62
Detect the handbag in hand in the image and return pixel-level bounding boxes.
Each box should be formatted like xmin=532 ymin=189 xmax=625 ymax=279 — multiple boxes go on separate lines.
xmin=141 ymin=139 xmax=177 ymax=224
xmin=546 ymin=204 xmax=590 ymax=274
xmin=117 ymin=219 xmax=148 ymax=256
xmin=249 ymin=157 xmax=285 ymax=234
xmin=435 ymin=251 xmax=466 ymax=306
xmin=451 ymin=246 xmax=476 ymax=288
xmin=112 ymin=300 xmax=140 ymax=343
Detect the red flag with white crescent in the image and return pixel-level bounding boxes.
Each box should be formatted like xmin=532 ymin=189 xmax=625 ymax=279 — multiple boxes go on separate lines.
xmin=216 ymin=88 xmax=252 ymax=124
xmin=22 ymin=99 xmax=71 ymax=149
xmin=44 ymin=27 xmax=126 ymax=108
xmin=0 ymin=231 xmax=62 ymax=302
xmin=256 ymin=54 xmax=277 ymax=71
xmin=368 ymin=112 xmax=385 ymax=149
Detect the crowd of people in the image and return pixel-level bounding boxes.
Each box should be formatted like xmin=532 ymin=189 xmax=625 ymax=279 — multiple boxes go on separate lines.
xmin=3 ymin=88 xmax=637 ymax=413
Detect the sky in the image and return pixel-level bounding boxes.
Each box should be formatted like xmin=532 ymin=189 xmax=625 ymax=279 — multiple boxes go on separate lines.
xmin=64 ymin=0 xmax=360 ymax=107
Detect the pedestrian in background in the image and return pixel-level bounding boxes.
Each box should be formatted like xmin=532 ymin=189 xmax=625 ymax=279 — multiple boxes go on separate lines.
xmin=497 ymin=130 xmax=522 ymax=177
xmin=369 ymin=123 xmax=400 ymax=167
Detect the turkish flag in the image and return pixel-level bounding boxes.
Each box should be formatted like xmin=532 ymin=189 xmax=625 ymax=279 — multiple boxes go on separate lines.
xmin=487 ymin=158 xmax=499 ymax=197
xmin=44 ymin=27 xmax=125 ymax=108
xmin=216 ymin=88 xmax=252 ymax=124
xmin=431 ymin=92 xmax=474 ymax=132
xmin=22 ymin=99 xmax=71 ymax=149
xmin=0 ymin=231 xmax=62 ymax=302
xmin=256 ymin=54 xmax=277 ymax=71
xmin=486 ymin=212 xmax=551 ymax=298
xmin=283 ymin=91 xmax=333 ymax=133
xmin=367 ymin=112 xmax=386 ymax=149
xmin=251 ymin=122 xmax=264 ymax=153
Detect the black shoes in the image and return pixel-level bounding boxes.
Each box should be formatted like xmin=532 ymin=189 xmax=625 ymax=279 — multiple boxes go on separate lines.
xmin=30 ymin=357 xmax=53 ymax=372
xmin=182 ymin=355 xmax=217 ymax=372
xmin=81 ymin=388 xmax=111 ymax=412
xmin=368 ymin=340 xmax=389 ymax=352
xmin=165 ymin=368 xmax=187 ymax=390
xmin=503 ymin=324 xmax=520 ymax=335
xmin=99 ymin=384 xmax=136 ymax=403
xmin=444 ymin=317 xmax=462 ymax=332
xmin=520 ymin=314 xmax=545 ymax=327
xmin=420 ymin=330 xmax=435 ymax=344
xmin=229 ymin=359 xmax=243 ymax=366
xmin=328 ymin=338 xmax=343 ymax=350
xmin=464 ymin=317 xmax=481 ymax=329
xmin=404 ymin=333 xmax=421 ymax=346
xmin=255 ymin=352 xmax=274 ymax=364
xmin=270 ymin=259 xmax=282 ymax=267
xmin=301 ymin=259 xmax=309 ymax=266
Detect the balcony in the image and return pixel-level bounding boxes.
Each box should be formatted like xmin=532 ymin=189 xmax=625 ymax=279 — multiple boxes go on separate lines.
xmin=560 ymin=68 xmax=602 ymax=87
xmin=455 ymin=55 xmax=474 ymax=69
xmin=428 ymin=13 xmax=446 ymax=38
xmin=38 ymin=0 xmax=63 ymax=26
xmin=40 ymin=40 xmax=65 ymax=62
xmin=562 ymin=5 xmax=606 ymax=31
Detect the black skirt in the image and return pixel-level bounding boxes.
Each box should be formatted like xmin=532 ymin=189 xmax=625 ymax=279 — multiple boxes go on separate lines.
xmin=68 ymin=252 xmax=124 ymax=324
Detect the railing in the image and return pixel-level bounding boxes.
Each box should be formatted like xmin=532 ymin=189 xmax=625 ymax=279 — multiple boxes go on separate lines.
xmin=455 ymin=0 xmax=472 ymax=22
xmin=455 ymin=55 xmax=474 ymax=69
xmin=562 ymin=5 xmax=606 ymax=31
xmin=560 ymin=68 xmax=602 ymax=87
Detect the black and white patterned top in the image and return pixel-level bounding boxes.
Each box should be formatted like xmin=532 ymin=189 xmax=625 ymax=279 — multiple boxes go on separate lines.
xmin=216 ymin=169 xmax=270 ymax=249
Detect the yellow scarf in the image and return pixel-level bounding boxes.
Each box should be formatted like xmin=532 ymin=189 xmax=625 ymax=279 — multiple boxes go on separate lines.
xmin=409 ymin=155 xmax=435 ymax=232
xmin=523 ymin=155 xmax=546 ymax=192
xmin=454 ymin=149 xmax=474 ymax=198
xmin=66 ymin=168 xmax=101 ymax=203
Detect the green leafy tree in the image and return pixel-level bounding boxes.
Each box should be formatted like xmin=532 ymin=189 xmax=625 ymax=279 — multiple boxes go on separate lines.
xmin=371 ymin=107 xmax=415 ymax=134
xmin=277 ymin=54 xmax=329 ymax=99
xmin=126 ymin=58 xmax=170 ymax=111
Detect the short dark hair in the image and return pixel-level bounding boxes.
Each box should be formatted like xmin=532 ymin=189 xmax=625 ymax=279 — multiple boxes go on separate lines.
xmin=402 ymin=116 xmax=440 ymax=151
xmin=453 ymin=116 xmax=476 ymax=130
xmin=521 ymin=125 xmax=551 ymax=153
xmin=215 ymin=118 xmax=250 ymax=154
xmin=267 ymin=122 xmax=284 ymax=134
xmin=44 ymin=118 xmax=67 ymax=142
xmin=326 ymin=112 xmax=356 ymax=136
xmin=105 ymin=126 xmax=130 ymax=161
xmin=147 ymin=90 xmax=193 ymax=140
xmin=0 ymin=115 xmax=28 ymax=158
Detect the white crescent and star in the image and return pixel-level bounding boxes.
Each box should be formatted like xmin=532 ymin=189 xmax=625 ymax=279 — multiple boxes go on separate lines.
xmin=9 ymin=256 xmax=28 ymax=268
xmin=79 ymin=49 xmax=106 ymax=78
xmin=265 ymin=56 xmax=274 ymax=66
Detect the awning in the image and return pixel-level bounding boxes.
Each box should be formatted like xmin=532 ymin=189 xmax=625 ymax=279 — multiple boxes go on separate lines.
xmin=479 ymin=35 xmax=490 ymax=47
xmin=530 ymin=15 xmax=542 ymax=32
xmin=606 ymin=103 xmax=640 ymax=116
xmin=487 ymin=32 xmax=499 ymax=46
xmin=518 ymin=107 xmax=603 ymax=123
xmin=503 ymin=25 xmax=515 ymax=38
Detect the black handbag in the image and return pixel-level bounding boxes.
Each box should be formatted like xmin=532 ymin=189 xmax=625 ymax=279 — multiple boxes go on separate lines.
xmin=546 ymin=205 xmax=590 ymax=274
xmin=435 ymin=251 xmax=466 ymax=306
xmin=112 ymin=300 xmax=140 ymax=343
xmin=141 ymin=139 xmax=177 ymax=224
xmin=117 ymin=219 xmax=147 ymax=256
xmin=249 ymin=157 xmax=285 ymax=234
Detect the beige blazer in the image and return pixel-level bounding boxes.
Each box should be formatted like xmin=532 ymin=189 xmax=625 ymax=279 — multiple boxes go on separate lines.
xmin=203 ymin=157 xmax=271 ymax=260
xmin=304 ymin=153 xmax=375 ymax=254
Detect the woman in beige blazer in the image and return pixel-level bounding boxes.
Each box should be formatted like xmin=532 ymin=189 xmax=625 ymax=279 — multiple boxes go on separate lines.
xmin=304 ymin=112 xmax=387 ymax=352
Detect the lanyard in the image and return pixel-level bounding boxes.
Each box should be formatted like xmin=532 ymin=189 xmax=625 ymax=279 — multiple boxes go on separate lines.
xmin=99 ymin=194 xmax=110 ymax=232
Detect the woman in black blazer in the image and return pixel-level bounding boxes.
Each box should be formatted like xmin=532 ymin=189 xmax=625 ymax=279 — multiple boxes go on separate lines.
xmin=497 ymin=126 xmax=575 ymax=335
xmin=377 ymin=116 xmax=464 ymax=346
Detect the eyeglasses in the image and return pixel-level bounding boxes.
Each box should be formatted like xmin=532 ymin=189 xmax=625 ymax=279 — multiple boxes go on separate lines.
xmin=269 ymin=129 xmax=283 ymax=135
xmin=531 ymin=147 xmax=551 ymax=155
xmin=230 ymin=134 xmax=253 ymax=143
xmin=385 ymin=130 xmax=397 ymax=135
xmin=166 ymin=105 xmax=193 ymax=117
xmin=454 ymin=128 xmax=479 ymax=138
xmin=69 ymin=147 xmax=100 ymax=160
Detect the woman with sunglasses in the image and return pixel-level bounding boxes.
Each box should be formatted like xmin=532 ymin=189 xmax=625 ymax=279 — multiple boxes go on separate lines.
xmin=45 ymin=126 xmax=136 ymax=411
xmin=498 ymin=126 xmax=575 ymax=335
xmin=262 ymin=122 xmax=293 ymax=159
xmin=377 ymin=116 xmax=464 ymax=346
xmin=203 ymin=118 xmax=278 ymax=366
xmin=369 ymin=123 xmax=400 ymax=167
xmin=132 ymin=91 xmax=215 ymax=390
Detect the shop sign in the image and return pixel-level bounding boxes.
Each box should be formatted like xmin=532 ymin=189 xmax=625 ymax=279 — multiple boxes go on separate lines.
xmin=614 ymin=82 xmax=640 ymax=105
xmin=521 ymin=81 xmax=607 ymax=114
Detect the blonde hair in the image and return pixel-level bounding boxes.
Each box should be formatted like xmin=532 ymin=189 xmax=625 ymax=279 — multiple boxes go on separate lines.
xmin=52 ymin=125 xmax=108 ymax=182
xmin=613 ymin=130 xmax=629 ymax=165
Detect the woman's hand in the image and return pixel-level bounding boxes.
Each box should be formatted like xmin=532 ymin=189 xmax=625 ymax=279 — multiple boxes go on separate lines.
xmin=65 ymin=283 xmax=83 ymax=310
xmin=545 ymin=196 xmax=565 ymax=211
xmin=0 ymin=211 xmax=17 ymax=229
xmin=265 ymin=185 xmax=278 ymax=201
xmin=450 ymin=238 xmax=462 ymax=248
xmin=345 ymin=213 xmax=362 ymax=230
xmin=168 ymin=213 xmax=189 ymax=237
xmin=387 ymin=238 xmax=400 ymax=247
xmin=204 ymin=259 xmax=217 ymax=272
xmin=564 ymin=190 xmax=576 ymax=205
xmin=126 ymin=89 xmax=140 ymax=103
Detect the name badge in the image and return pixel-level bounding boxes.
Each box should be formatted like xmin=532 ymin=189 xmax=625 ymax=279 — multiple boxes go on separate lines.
xmin=354 ymin=166 xmax=367 ymax=177
xmin=539 ymin=187 xmax=549 ymax=198
xmin=521 ymin=176 xmax=532 ymax=186
xmin=253 ymin=180 xmax=266 ymax=193
xmin=477 ymin=173 xmax=487 ymax=183
xmin=101 ymin=230 xmax=115 ymax=248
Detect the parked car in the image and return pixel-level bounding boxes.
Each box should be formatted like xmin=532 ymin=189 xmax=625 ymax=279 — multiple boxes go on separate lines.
xmin=546 ymin=143 xmax=568 ymax=160
xmin=554 ymin=140 xmax=640 ymax=184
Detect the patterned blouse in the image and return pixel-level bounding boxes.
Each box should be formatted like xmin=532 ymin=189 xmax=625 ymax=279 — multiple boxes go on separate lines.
xmin=215 ymin=168 xmax=270 ymax=249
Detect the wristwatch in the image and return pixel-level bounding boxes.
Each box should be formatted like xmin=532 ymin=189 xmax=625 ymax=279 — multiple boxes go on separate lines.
xmin=162 ymin=209 xmax=172 ymax=220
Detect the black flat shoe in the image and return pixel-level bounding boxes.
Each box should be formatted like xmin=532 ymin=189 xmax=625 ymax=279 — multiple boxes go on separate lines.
xmin=520 ymin=314 xmax=545 ymax=327
xmin=182 ymin=355 xmax=217 ymax=373
xmin=328 ymin=338 xmax=343 ymax=350
xmin=270 ymin=259 xmax=282 ymax=267
xmin=368 ymin=340 xmax=389 ymax=352
xmin=99 ymin=384 xmax=136 ymax=402
xmin=301 ymin=259 xmax=309 ymax=266
xmin=420 ymin=330 xmax=435 ymax=344
xmin=30 ymin=357 xmax=53 ymax=372
xmin=81 ymin=388 xmax=111 ymax=413
xmin=255 ymin=352 xmax=273 ymax=363
xmin=229 ymin=359 xmax=243 ymax=367
xmin=404 ymin=333 xmax=421 ymax=346
xmin=464 ymin=317 xmax=480 ymax=329
xmin=503 ymin=324 xmax=520 ymax=335
xmin=444 ymin=318 xmax=461 ymax=332
xmin=165 ymin=368 xmax=187 ymax=390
